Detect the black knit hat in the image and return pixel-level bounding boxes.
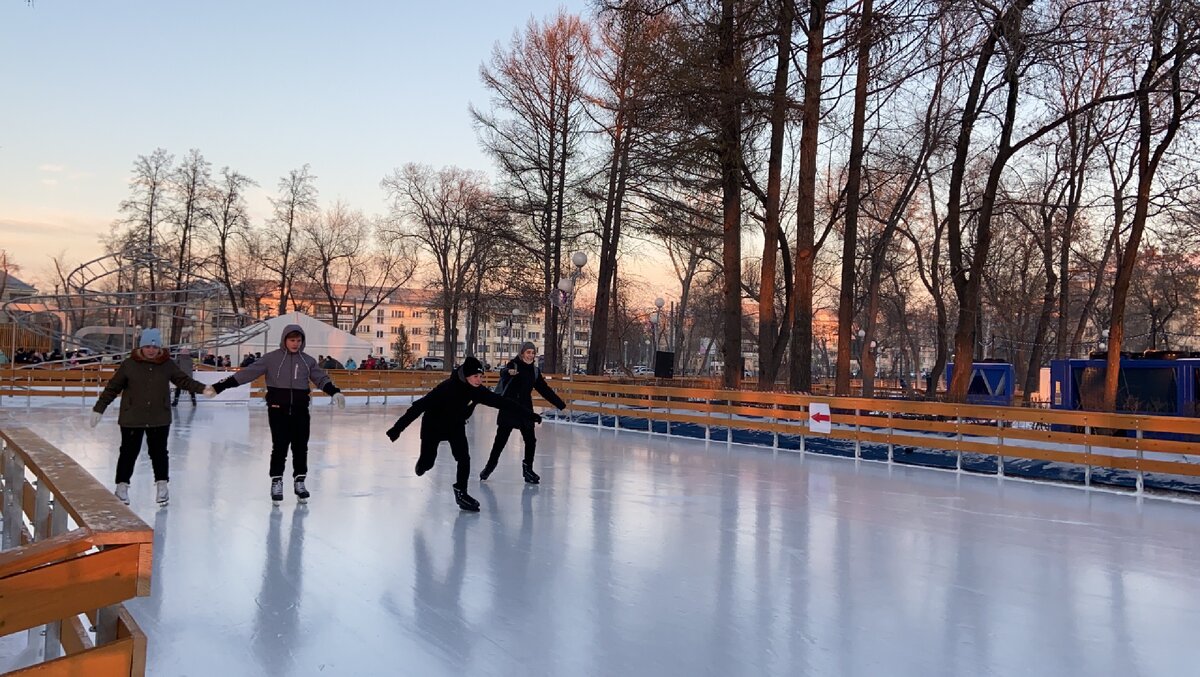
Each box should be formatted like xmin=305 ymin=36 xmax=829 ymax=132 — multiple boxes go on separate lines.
xmin=459 ymin=356 xmax=485 ymax=378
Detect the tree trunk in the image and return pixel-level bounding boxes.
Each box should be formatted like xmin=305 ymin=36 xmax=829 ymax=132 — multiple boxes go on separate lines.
xmin=718 ymin=0 xmax=743 ymax=390
xmin=756 ymin=0 xmax=793 ymax=391
xmin=789 ymin=0 xmax=826 ymax=393
xmin=835 ymin=0 xmax=873 ymax=397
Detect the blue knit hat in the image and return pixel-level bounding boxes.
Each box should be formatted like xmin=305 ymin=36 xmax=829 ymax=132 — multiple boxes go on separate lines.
xmin=139 ymin=328 xmax=162 ymax=348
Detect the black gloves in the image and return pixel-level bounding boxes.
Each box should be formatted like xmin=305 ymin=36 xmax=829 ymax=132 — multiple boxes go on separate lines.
xmin=386 ymin=426 xmax=402 ymax=442
xmin=532 ymin=412 xmax=543 ymax=424
xmin=212 ymin=376 xmax=238 ymax=394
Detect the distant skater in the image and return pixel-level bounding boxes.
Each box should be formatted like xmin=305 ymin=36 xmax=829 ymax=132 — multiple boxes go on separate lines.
xmin=385 ymin=356 xmax=541 ymax=511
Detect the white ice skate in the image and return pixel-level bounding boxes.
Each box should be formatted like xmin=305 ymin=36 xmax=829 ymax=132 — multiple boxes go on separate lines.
xmin=114 ymin=482 xmax=130 ymax=505
xmin=155 ymin=480 xmax=169 ymax=506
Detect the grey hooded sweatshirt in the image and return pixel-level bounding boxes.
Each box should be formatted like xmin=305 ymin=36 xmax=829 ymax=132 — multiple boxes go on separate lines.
xmin=212 ymin=324 xmax=340 ymax=408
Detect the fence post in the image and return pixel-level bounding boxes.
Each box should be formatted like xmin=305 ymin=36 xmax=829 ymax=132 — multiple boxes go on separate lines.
xmin=33 ymin=479 xmax=51 ymax=539
xmin=1084 ymin=422 xmax=1094 ymax=487
xmin=955 ymin=409 xmax=963 ymax=472
xmin=2 ymin=445 xmax=25 ymax=549
xmin=42 ymin=491 xmax=68 ymax=661
xmin=772 ymin=402 xmax=779 ymax=452
xmin=996 ymin=417 xmax=1005 ymax=478
xmin=886 ymin=411 xmax=893 ymax=463
xmin=1135 ymin=422 xmax=1144 ymax=495
xmin=800 ymin=407 xmax=807 ymax=455
xmin=854 ymin=407 xmax=861 ymax=460
xmin=665 ymin=395 xmax=671 ymax=437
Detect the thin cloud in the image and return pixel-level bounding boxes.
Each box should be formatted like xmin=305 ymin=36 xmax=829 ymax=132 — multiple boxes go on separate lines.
xmin=40 ymin=179 xmax=58 ymax=186
xmin=38 ymin=164 xmax=65 ymax=173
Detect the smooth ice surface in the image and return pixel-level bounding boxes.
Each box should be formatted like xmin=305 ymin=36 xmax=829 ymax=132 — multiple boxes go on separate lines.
xmin=5 ymin=399 xmax=1200 ymax=676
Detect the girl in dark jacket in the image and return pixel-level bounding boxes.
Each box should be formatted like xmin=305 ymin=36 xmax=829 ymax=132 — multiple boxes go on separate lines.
xmin=212 ymin=324 xmax=345 ymax=505
xmin=386 ymin=356 xmax=540 ymax=511
xmin=91 ymin=328 xmax=214 ymax=506
xmin=480 ymin=342 xmax=566 ymax=484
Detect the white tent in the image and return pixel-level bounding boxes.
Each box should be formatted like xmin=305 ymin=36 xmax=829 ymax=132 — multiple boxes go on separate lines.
xmin=218 ymin=312 xmax=373 ymax=365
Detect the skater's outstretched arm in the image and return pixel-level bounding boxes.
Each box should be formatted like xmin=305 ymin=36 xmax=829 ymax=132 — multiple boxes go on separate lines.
xmin=472 ymin=386 xmax=542 ymax=423
xmin=306 ymin=358 xmax=340 ymax=395
xmin=533 ymin=375 xmax=567 ymax=410
xmin=93 ymin=363 xmax=130 ymax=414
xmin=211 ymin=356 xmax=269 ymax=392
xmin=166 ymin=360 xmax=209 ymax=397
xmin=387 ymin=394 xmax=430 ymax=441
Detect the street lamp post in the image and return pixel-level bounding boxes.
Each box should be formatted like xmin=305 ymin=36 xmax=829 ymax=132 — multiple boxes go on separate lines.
xmin=557 ymin=252 xmax=588 ymax=377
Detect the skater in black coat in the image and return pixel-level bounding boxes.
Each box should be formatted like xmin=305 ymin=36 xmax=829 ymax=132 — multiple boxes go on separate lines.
xmin=480 ymin=342 xmax=566 ymax=484
xmin=386 ymin=356 xmax=540 ymax=511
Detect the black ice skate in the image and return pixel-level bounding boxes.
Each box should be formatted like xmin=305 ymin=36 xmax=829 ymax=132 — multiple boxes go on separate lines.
xmin=270 ymin=476 xmax=284 ymax=505
xmin=453 ymin=486 xmax=480 ymax=512
xmin=155 ymin=480 xmax=169 ymax=506
xmin=521 ymin=462 xmax=540 ymax=484
xmin=294 ymin=475 xmax=310 ymax=504
xmin=479 ymin=461 xmax=497 ymax=481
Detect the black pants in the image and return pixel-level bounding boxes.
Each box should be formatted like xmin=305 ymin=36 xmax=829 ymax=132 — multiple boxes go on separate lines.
xmin=116 ymin=425 xmax=170 ymax=483
xmin=267 ymin=405 xmax=311 ymax=478
xmin=486 ymin=423 xmax=537 ymax=469
xmin=417 ymin=432 xmax=470 ymax=490
xmin=172 ymin=385 xmax=196 ymax=404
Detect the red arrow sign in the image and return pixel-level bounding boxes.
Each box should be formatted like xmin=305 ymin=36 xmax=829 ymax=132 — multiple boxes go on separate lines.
xmin=812 ymin=412 xmax=830 ymax=423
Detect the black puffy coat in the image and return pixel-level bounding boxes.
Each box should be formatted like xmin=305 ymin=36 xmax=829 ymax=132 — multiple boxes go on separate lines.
xmin=94 ymin=348 xmax=207 ymax=427
xmin=389 ymin=370 xmax=539 ymax=442
xmin=495 ymin=358 xmax=566 ymax=428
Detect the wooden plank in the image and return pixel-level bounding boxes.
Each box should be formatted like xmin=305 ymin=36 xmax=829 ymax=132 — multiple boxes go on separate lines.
xmin=5 ymin=636 xmax=134 ymax=676
xmin=1139 ymin=458 xmax=1200 ymax=477
xmin=116 ymin=605 xmax=147 ymax=677
xmin=0 ymin=530 xmax=94 ymax=578
xmin=0 ymin=544 xmax=142 ymax=636
xmin=60 ymin=614 xmax=93 ymax=655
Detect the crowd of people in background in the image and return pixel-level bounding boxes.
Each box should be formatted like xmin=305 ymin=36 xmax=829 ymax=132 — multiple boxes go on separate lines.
xmin=3 ymin=346 xmax=450 ymax=373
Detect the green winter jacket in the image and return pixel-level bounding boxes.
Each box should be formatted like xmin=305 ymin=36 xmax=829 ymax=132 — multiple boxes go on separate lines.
xmin=94 ymin=348 xmax=207 ymax=428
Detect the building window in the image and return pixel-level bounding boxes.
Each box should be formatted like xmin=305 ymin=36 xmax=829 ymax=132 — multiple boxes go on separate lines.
xmin=411 ymin=343 xmax=421 ymax=351
xmin=376 ymin=331 xmax=384 ymax=339
xmin=392 ymin=310 xmax=404 ymax=319
xmin=411 ymin=327 xmax=422 ymax=336
xmin=529 ymin=331 xmax=540 ymax=340
xmin=412 ymin=311 xmax=423 ymax=319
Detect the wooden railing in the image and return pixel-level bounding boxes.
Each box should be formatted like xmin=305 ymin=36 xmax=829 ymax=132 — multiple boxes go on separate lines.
xmin=550 ymin=381 xmax=1200 ymax=493
xmin=0 ymin=426 xmax=152 ymax=676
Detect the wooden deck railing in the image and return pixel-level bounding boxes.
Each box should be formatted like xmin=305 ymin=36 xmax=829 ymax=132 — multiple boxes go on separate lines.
xmin=0 ymin=426 xmax=152 ymax=676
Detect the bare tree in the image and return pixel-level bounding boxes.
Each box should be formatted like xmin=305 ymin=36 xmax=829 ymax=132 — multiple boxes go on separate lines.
xmin=1103 ymin=0 xmax=1200 ymax=410
xmin=204 ymin=167 xmax=258 ymax=315
xmin=382 ymin=164 xmax=493 ymax=369
xmin=264 ymin=165 xmax=319 ymax=316
xmin=473 ymin=10 xmax=593 ymax=373
xmin=116 ymin=148 xmax=174 ymax=305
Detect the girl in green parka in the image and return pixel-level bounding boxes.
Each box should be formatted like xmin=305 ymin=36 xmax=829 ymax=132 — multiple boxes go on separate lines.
xmin=91 ymin=328 xmax=214 ymax=506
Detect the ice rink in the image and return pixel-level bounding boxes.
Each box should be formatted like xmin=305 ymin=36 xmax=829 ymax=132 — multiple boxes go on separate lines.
xmin=6 ymin=398 xmax=1200 ymax=676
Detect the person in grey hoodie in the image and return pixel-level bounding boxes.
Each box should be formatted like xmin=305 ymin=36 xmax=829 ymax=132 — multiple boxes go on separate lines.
xmin=91 ymin=328 xmax=214 ymax=506
xmin=211 ymin=324 xmax=346 ymax=504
